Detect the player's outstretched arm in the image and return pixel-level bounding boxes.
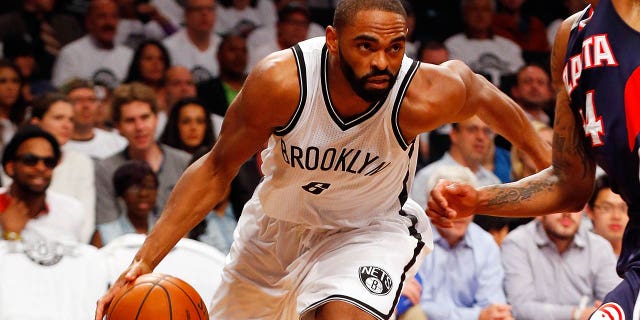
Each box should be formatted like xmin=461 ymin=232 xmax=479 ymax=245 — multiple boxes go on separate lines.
xmin=427 ymin=13 xmax=595 ymax=226
xmin=95 ymin=50 xmax=300 ymax=319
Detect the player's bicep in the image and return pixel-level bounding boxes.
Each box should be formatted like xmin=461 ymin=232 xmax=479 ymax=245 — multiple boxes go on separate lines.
xmin=208 ymin=52 xmax=299 ymax=173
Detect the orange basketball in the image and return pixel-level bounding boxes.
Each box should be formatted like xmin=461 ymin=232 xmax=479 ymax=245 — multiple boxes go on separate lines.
xmin=107 ymin=273 xmax=209 ymax=320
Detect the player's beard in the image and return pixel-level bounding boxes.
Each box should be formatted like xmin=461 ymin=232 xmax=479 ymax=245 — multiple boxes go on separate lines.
xmin=339 ymin=49 xmax=397 ymax=103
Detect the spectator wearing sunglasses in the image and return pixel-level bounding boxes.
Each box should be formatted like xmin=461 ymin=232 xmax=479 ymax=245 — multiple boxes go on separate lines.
xmin=0 ymin=125 xmax=85 ymax=243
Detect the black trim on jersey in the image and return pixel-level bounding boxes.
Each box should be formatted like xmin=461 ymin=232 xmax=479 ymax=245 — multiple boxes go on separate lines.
xmin=320 ymin=46 xmax=386 ymax=131
xmin=392 ymin=61 xmax=420 ymax=150
xmin=301 ymin=295 xmax=387 ymax=320
xmin=386 ymin=236 xmax=425 ymax=319
xmin=387 ymin=144 xmax=425 ymax=317
xmin=385 ymin=141 xmax=425 ymax=318
xmin=274 ymin=44 xmax=307 ymax=136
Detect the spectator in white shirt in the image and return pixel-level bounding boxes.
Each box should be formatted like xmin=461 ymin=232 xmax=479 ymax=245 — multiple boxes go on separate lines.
xmin=444 ymin=0 xmax=524 ymax=86
xmin=163 ymin=0 xmax=221 ymax=84
xmin=62 ymin=79 xmax=127 ymax=160
xmin=52 ymin=0 xmax=133 ymax=89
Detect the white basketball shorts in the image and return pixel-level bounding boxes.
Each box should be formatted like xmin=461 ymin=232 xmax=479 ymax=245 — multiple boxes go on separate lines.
xmin=208 ymin=197 xmax=433 ymax=319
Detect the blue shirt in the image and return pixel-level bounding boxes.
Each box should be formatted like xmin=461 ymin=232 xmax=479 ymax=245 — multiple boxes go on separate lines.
xmin=97 ymin=213 xmax=156 ymax=245
xmin=418 ymin=223 xmax=506 ymax=320
xmin=195 ymin=205 xmax=237 ymax=254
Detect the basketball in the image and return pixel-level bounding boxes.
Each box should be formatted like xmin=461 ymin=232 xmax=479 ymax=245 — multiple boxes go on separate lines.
xmin=106 ymin=273 xmax=209 ymax=320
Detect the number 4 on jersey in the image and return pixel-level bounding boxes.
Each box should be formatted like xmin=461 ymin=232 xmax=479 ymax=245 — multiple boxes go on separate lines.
xmin=581 ymin=90 xmax=605 ymax=146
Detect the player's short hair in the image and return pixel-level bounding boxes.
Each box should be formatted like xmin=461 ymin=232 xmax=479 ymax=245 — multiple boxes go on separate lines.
xmin=333 ymin=0 xmax=407 ymax=30
xmin=111 ymin=82 xmax=158 ymax=123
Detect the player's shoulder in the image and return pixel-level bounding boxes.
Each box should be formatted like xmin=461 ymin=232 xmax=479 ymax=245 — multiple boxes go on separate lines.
xmin=407 ymin=60 xmax=468 ymax=104
xmin=243 ymin=47 xmax=302 ymax=110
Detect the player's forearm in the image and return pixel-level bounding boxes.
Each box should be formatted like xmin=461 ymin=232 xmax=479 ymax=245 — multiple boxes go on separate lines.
xmin=475 ymin=167 xmax=586 ymax=217
xmin=135 ymin=156 xmax=233 ymax=270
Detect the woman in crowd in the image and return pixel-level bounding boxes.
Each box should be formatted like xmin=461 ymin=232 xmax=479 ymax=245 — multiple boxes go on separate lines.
xmin=92 ymin=160 xmax=159 ymax=247
xmin=159 ymin=97 xmax=215 ymax=154
xmin=124 ymin=40 xmax=171 ymax=108
xmin=0 ymin=60 xmax=27 ymax=144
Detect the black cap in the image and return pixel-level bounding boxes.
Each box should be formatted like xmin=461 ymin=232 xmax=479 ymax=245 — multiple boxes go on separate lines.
xmin=2 ymin=125 xmax=61 ymax=171
xmin=278 ymin=2 xmax=311 ymax=22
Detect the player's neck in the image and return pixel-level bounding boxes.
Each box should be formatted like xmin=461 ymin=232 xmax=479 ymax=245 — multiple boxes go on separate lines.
xmin=610 ymin=0 xmax=640 ymax=31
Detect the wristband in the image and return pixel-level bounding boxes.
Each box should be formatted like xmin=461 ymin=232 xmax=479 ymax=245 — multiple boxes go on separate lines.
xmin=2 ymin=231 xmax=21 ymax=241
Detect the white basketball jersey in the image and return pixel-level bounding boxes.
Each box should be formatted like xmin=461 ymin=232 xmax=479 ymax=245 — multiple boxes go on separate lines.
xmin=256 ymin=37 xmax=421 ymax=228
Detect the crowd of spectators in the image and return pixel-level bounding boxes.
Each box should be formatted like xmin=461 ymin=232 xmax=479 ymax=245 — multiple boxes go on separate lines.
xmin=0 ymin=0 xmax=625 ymax=319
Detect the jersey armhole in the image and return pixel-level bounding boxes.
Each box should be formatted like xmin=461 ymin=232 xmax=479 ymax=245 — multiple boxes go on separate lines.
xmin=274 ymin=44 xmax=308 ymax=136
xmin=391 ymin=60 xmax=421 ymax=150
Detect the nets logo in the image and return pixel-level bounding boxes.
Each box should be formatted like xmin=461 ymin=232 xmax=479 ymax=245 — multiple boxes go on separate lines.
xmin=358 ymin=266 xmax=392 ymax=295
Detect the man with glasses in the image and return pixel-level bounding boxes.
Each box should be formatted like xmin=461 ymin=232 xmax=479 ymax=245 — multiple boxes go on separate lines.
xmin=162 ymin=0 xmax=220 ymax=84
xmin=0 ymin=125 xmax=84 ymax=243
xmin=411 ymin=115 xmax=501 ymax=210
xmin=62 ymin=79 xmax=127 ymax=160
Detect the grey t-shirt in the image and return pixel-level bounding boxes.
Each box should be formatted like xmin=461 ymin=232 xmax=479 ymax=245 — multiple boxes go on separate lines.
xmin=95 ymin=144 xmax=191 ymax=224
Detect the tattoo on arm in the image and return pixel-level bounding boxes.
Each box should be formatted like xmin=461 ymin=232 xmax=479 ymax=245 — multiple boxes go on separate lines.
xmin=486 ymin=180 xmax=556 ymax=208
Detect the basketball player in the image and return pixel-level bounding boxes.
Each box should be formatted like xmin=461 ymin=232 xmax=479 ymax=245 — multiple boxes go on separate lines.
xmin=95 ymin=1 xmax=550 ymax=319
xmin=428 ymin=0 xmax=640 ymax=318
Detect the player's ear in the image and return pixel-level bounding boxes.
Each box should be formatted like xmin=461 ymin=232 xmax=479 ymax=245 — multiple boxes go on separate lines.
xmin=326 ymin=26 xmax=338 ymax=55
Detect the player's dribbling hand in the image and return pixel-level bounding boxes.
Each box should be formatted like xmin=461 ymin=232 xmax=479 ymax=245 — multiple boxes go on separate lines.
xmin=95 ymin=260 xmax=152 ymax=320
xmin=426 ymin=179 xmax=479 ymax=228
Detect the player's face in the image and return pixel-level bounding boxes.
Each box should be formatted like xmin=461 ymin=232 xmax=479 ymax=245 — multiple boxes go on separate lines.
xmin=540 ymin=211 xmax=582 ymax=240
xmin=336 ymin=10 xmax=406 ymax=102
xmin=35 ymin=100 xmax=75 ymax=146
xmin=177 ymin=103 xmax=208 ymax=149
xmin=7 ymin=138 xmax=57 ymax=195
xmin=116 ymin=101 xmax=158 ymax=152
xmin=139 ymin=44 xmax=167 ymax=85
xmin=123 ymin=174 xmax=157 ymax=219
xmin=589 ymin=188 xmax=629 ymax=244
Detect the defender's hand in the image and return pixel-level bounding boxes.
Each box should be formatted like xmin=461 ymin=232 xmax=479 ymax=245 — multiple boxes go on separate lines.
xmin=426 ymin=179 xmax=479 ymax=228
